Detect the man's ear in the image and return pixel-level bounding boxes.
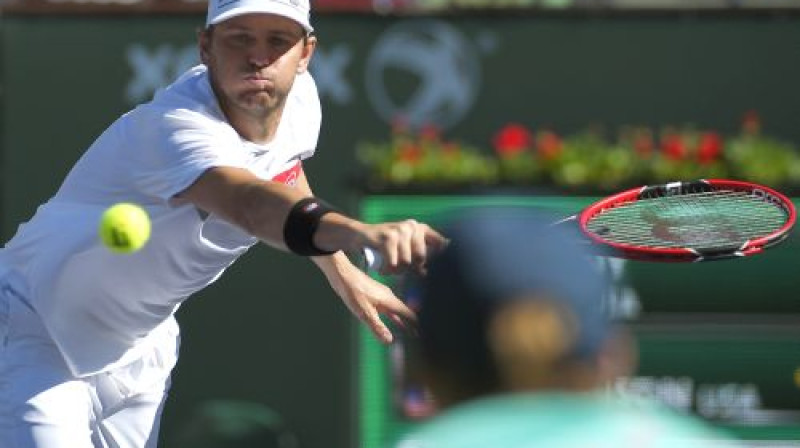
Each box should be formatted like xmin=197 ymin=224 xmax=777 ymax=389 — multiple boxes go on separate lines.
xmin=596 ymin=328 xmax=637 ymax=384
xmin=297 ymin=35 xmax=317 ymax=74
xmin=197 ymin=28 xmax=212 ymax=65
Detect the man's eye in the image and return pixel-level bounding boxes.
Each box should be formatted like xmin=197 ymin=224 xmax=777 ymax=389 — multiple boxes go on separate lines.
xmin=228 ymin=34 xmax=253 ymax=46
xmin=270 ymin=37 xmax=291 ymax=48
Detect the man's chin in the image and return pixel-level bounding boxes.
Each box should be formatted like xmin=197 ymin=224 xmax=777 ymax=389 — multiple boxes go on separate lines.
xmin=236 ymin=93 xmax=278 ymax=113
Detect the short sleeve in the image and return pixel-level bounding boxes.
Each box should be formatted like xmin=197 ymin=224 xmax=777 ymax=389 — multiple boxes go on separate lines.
xmin=128 ymin=105 xmax=251 ymax=201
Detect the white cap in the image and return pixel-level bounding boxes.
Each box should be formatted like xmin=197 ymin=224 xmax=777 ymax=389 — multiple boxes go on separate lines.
xmin=206 ymin=0 xmax=313 ymax=33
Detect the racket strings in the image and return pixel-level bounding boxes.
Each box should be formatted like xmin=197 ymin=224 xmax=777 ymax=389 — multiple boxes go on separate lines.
xmin=586 ymin=189 xmax=789 ymax=249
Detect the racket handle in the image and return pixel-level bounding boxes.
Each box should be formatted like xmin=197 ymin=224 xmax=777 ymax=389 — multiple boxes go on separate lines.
xmin=362 ymin=247 xmax=383 ymax=271
xmin=551 ymin=214 xmax=578 ymax=227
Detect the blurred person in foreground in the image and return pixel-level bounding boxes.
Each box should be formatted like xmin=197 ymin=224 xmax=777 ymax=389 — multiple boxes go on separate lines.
xmin=393 ymin=207 xmax=741 ymax=448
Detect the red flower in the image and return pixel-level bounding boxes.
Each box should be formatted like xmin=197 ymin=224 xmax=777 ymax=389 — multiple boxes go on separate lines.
xmin=742 ymin=110 xmax=761 ymax=135
xmin=493 ymin=123 xmax=533 ymax=158
xmin=661 ymin=134 xmax=686 ymax=161
xmin=398 ymin=143 xmax=423 ymax=164
xmin=697 ymin=132 xmax=723 ymax=164
xmin=537 ymin=130 xmax=562 ymax=160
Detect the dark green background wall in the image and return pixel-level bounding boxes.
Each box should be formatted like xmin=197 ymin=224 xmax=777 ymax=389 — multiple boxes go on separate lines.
xmin=2 ymin=12 xmax=799 ymax=448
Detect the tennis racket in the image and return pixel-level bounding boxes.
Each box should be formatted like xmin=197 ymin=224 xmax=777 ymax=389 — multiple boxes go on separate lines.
xmin=364 ymin=179 xmax=796 ymax=266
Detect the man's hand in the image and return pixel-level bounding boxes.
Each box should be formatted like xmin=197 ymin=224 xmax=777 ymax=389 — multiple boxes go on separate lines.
xmin=316 ymin=254 xmax=416 ymax=344
xmin=361 ymin=219 xmax=448 ymax=275
xmin=315 ymin=216 xmax=448 ymax=275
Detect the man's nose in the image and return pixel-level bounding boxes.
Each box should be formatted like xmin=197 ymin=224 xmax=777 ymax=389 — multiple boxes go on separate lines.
xmin=248 ymin=45 xmax=275 ymax=68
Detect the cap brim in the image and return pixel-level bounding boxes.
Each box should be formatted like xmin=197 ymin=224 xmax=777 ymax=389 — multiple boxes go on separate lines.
xmin=207 ymin=4 xmax=313 ymax=33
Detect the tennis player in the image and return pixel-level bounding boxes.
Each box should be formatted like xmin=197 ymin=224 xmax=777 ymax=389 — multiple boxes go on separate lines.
xmin=393 ymin=207 xmax=742 ymax=448
xmin=0 ymin=1 xmax=445 ymax=447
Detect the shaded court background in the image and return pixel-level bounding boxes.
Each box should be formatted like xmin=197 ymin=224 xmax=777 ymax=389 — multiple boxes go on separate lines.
xmin=1 ymin=4 xmax=800 ymax=448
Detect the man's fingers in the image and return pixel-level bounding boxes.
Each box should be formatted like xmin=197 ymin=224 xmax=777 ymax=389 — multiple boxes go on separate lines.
xmin=410 ymin=222 xmax=429 ymax=270
xmin=389 ymin=314 xmax=407 ymax=331
xmin=358 ymin=287 xmax=418 ymax=344
xmin=365 ymin=308 xmax=394 ymax=344
xmin=364 ymin=219 xmax=448 ymax=274
xmin=423 ymin=224 xmax=450 ymax=252
xmin=379 ymin=295 xmax=417 ymax=324
xmin=397 ymin=219 xmax=419 ymax=267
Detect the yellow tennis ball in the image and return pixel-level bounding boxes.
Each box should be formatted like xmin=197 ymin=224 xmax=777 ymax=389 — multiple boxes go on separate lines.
xmin=99 ymin=203 xmax=151 ymax=254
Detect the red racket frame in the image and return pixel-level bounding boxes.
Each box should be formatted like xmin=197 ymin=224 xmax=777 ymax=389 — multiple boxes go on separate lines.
xmin=577 ymin=179 xmax=797 ymax=261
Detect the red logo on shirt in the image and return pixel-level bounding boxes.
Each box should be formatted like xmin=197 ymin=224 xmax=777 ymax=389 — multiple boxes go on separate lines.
xmin=272 ymin=161 xmax=302 ymax=187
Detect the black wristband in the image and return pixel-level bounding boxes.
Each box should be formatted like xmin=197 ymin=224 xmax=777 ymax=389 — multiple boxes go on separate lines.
xmin=283 ymin=197 xmax=338 ymax=256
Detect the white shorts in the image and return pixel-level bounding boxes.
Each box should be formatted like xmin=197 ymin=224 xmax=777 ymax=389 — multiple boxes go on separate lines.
xmin=0 ymin=273 xmax=179 ymax=448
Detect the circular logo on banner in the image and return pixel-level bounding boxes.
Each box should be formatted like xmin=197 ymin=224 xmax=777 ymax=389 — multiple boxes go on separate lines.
xmin=366 ymin=20 xmax=481 ymax=131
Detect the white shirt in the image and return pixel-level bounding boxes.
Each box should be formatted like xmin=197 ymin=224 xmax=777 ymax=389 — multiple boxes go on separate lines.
xmin=0 ymin=65 xmax=321 ymax=376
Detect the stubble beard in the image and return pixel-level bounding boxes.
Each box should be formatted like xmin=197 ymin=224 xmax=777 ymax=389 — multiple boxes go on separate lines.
xmin=212 ymin=75 xmax=285 ymax=122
